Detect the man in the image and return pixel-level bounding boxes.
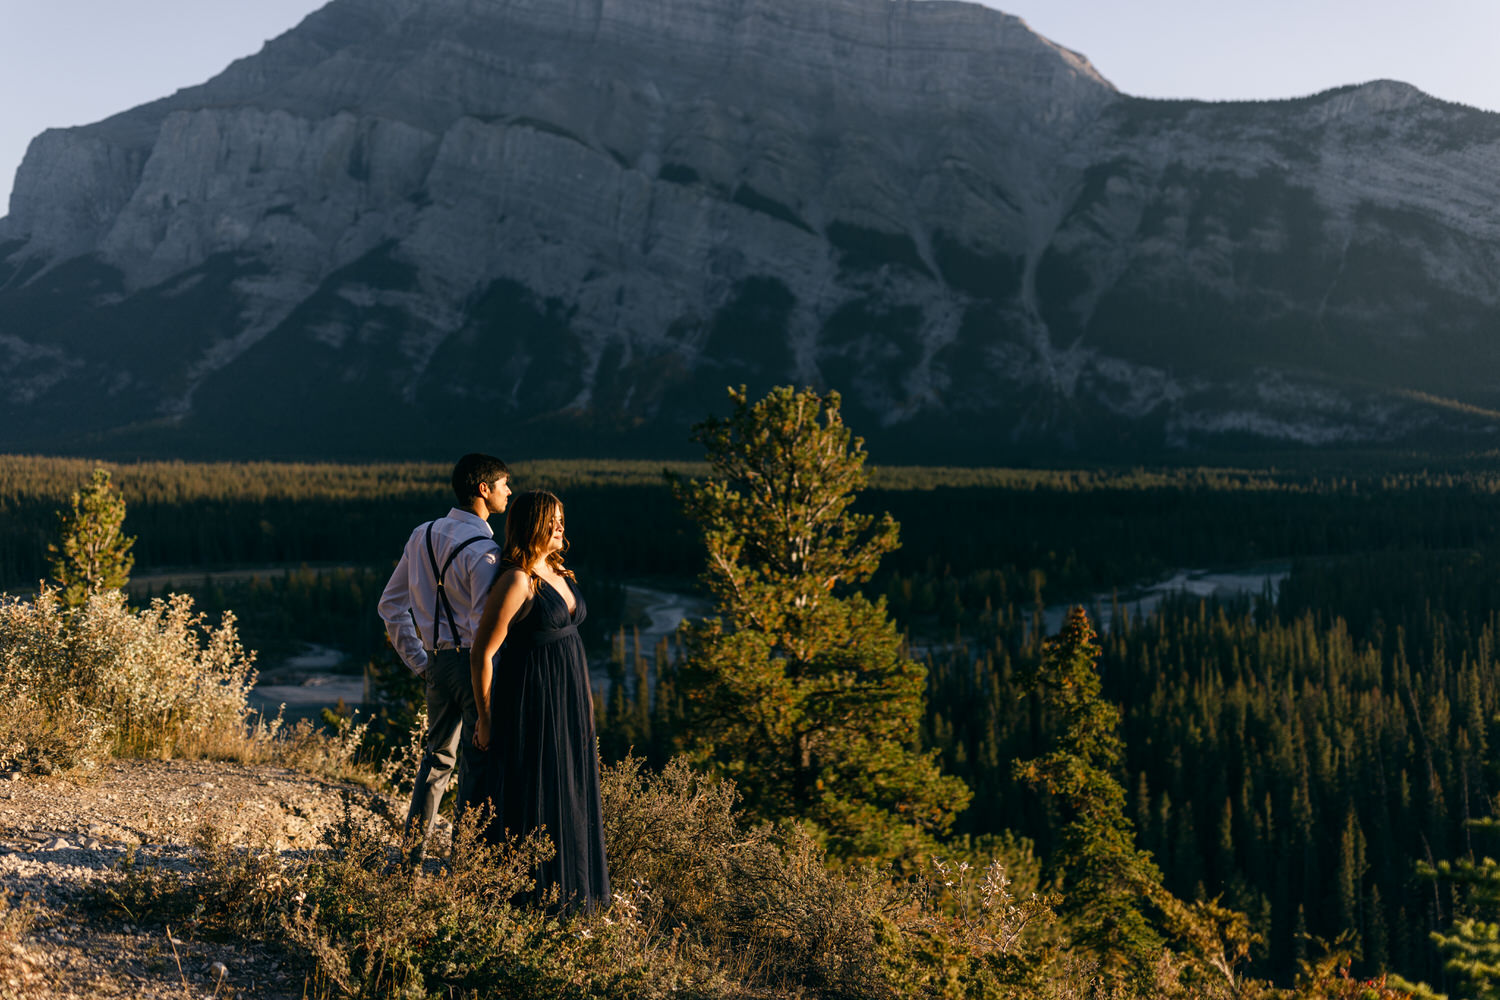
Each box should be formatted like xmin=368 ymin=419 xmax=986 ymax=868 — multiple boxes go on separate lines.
xmin=378 ymin=452 xmax=511 ymax=867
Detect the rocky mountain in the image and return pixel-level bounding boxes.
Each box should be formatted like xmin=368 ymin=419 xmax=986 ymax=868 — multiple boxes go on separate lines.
xmin=3 ymin=0 xmax=1500 ymax=462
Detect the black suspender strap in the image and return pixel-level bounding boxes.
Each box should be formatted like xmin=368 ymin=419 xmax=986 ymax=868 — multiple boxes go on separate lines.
xmin=423 ymin=521 xmax=489 ymax=652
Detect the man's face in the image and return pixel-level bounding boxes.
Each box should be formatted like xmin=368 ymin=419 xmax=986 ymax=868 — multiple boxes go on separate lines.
xmin=480 ymin=476 xmax=511 ymax=515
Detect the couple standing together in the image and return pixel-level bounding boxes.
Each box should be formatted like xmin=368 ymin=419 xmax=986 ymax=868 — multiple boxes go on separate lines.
xmin=377 ymin=453 xmax=610 ymax=910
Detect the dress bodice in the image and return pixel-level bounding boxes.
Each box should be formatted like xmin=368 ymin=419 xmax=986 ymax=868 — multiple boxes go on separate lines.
xmin=508 ymin=576 xmax=586 ymax=648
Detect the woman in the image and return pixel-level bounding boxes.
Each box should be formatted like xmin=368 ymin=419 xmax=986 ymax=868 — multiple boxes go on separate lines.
xmin=470 ymin=490 xmax=610 ymax=910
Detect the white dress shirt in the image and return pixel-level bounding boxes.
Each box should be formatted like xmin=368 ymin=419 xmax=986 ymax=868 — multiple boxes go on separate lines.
xmin=378 ymin=508 xmax=501 ymax=675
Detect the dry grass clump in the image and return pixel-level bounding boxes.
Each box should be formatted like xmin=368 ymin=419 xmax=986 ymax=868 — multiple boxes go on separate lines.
xmin=235 ymin=708 xmax=386 ymax=785
xmin=91 ymin=835 xmax=296 ymax=945
xmin=285 ymin=814 xmax=706 ymax=1000
xmin=604 ymin=755 xmax=899 ymax=995
xmin=0 ymin=889 xmax=39 ymax=995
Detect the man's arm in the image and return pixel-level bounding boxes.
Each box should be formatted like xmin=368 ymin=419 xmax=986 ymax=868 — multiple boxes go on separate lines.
xmin=378 ymin=549 xmax=429 ymax=675
xmin=458 ymin=542 xmax=502 ymax=643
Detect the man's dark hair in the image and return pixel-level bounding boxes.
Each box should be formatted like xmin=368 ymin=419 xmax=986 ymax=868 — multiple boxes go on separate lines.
xmin=452 ymin=453 xmax=509 ymax=503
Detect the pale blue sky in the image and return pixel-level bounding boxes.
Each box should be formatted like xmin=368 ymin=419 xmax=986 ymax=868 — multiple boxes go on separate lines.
xmin=999 ymin=0 xmax=1500 ymax=108
xmin=3 ymin=0 xmax=1497 ymax=213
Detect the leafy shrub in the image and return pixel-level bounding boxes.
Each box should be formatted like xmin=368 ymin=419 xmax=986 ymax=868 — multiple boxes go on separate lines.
xmin=285 ymin=816 xmax=641 ymax=1000
xmin=0 ymin=587 xmax=255 ymax=770
xmin=72 ymin=589 xmax=256 ymax=758
xmin=0 ymin=589 xmax=110 ymax=772
xmin=602 ymin=754 xmax=1057 ymax=1000
xmin=601 ymin=755 xmax=739 ymax=927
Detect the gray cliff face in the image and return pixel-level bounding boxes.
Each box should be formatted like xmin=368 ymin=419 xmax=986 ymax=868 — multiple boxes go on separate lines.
xmin=1030 ymin=81 xmax=1500 ymax=448
xmin=1 ymin=0 xmax=1497 ymax=460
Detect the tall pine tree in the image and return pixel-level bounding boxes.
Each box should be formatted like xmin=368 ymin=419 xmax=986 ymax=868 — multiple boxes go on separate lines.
xmin=673 ymin=386 xmax=970 ymax=862
xmin=1015 ymin=607 xmax=1173 ymax=981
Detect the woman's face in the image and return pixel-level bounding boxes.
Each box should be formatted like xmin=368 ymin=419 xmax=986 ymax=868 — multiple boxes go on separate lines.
xmin=545 ymin=508 xmax=565 ymax=554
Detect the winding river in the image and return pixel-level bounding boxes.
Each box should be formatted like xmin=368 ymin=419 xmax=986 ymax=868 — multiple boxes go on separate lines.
xmin=245 ymin=567 xmax=1289 ymax=714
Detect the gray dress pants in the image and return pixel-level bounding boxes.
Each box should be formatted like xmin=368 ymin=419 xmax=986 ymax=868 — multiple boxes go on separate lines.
xmin=403 ymin=648 xmax=484 ymax=860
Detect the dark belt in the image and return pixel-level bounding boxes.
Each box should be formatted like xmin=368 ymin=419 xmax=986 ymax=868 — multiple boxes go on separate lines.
xmin=529 ymin=625 xmax=579 ymax=647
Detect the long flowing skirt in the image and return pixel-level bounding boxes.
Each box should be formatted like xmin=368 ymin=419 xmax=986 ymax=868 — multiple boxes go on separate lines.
xmin=493 ymin=631 xmax=611 ymax=910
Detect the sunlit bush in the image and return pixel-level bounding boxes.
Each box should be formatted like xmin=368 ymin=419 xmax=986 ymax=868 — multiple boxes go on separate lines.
xmin=0 ymin=588 xmax=110 ymax=772
xmin=73 ymin=589 xmax=256 ymax=757
xmin=0 ymin=587 xmax=256 ymax=769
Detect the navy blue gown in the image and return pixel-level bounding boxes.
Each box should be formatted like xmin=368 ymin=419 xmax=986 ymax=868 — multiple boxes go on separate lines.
xmin=492 ymin=576 xmax=611 ymax=910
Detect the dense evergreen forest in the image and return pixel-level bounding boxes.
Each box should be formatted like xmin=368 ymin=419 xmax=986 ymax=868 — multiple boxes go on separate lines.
xmin=9 ymin=452 xmax=1500 ymax=987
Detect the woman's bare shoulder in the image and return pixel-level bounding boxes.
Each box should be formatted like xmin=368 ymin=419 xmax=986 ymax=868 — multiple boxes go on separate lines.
xmin=493 ymin=566 xmax=532 ymax=595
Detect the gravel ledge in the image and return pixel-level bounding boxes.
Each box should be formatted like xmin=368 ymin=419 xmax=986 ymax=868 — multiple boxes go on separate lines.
xmin=0 ymin=759 xmax=396 ymax=999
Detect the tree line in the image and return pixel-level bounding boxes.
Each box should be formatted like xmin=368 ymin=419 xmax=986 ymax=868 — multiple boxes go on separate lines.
xmin=12 ymin=453 xmax=1500 ymax=601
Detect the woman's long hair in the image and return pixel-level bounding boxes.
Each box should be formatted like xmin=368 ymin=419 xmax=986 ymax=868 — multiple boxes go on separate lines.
xmin=500 ymin=490 xmax=574 ymax=588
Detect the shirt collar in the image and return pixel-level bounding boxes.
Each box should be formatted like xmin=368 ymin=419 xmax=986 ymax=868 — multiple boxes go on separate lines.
xmin=446 ymin=507 xmax=495 ymax=537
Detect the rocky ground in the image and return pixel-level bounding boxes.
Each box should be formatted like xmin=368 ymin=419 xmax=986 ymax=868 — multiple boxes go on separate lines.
xmin=0 ymin=759 xmax=402 ymax=999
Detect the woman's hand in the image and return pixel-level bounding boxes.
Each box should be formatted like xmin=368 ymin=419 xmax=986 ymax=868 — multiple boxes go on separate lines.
xmin=473 ymin=716 xmax=490 ymax=751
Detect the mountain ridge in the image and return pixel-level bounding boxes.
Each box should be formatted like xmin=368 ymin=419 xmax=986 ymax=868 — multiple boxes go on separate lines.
xmin=2 ymin=0 xmax=1498 ymax=462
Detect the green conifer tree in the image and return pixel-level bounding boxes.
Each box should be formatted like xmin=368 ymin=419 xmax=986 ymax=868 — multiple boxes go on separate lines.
xmin=673 ymin=385 xmax=970 ymax=862
xmin=1014 ymin=607 xmax=1170 ymax=979
xmin=1394 ymin=818 xmax=1500 ymax=1000
xmin=48 ymin=467 xmax=135 ymax=607
xmin=1336 ymin=807 xmax=1369 ymax=958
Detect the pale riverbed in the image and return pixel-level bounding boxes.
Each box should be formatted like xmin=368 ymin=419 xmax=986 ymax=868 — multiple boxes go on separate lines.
xmin=1041 ymin=563 xmax=1289 ymax=635
xmin=246 ymin=568 xmax=1286 ymax=715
